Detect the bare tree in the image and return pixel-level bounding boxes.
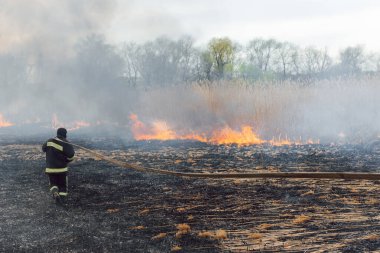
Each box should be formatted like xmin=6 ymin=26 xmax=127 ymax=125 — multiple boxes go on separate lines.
xmin=192 ymin=49 xmax=213 ymax=81
xmin=302 ymin=47 xmax=332 ymax=77
xmin=135 ymin=37 xmax=174 ymax=86
xmin=120 ymin=42 xmax=140 ymax=87
xmin=176 ymin=36 xmax=196 ymax=83
xmin=246 ymin=38 xmax=280 ymax=73
xmin=339 ymin=46 xmax=365 ymax=75
xmin=131 ymin=36 xmax=197 ymax=86
xmin=76 ymin=34 xmax=124 ymax=86
xmin=276 ymin=42 xmax=299 ymax=78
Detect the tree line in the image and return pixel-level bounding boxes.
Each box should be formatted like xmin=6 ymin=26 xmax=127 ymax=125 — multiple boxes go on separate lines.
xmin=117 ymin=35 xmax=380 ymax=86
xmin=1 ymin=34 xmax=380 ymax=93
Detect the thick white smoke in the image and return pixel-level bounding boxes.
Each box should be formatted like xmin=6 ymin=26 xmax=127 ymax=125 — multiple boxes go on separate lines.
xmin=130 ymin=79 xmax=380 ymax=144
xmin=0 ymin=1 xmax=379 ymax=144
xmin=0 ymin=0 xmax=116 ymax=55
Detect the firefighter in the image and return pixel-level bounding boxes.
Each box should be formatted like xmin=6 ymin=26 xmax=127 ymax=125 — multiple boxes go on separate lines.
xmin=42 ymin=128 xmax=75 ymax=203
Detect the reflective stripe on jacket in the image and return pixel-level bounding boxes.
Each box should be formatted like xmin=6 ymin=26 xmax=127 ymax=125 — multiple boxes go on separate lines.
xmin=42 ymin=137 xmax=75 ymax=173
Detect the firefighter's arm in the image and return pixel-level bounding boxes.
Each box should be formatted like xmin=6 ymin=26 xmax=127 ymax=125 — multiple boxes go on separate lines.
xmin=64 ymin=145 xmax=75 ymax=162
xmin=42 ymin=142 xmax=47 ymax=152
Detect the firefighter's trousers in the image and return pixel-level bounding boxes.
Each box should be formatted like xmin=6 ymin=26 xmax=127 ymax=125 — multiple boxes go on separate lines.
xmin=47 ymin=172 xmax=68 ymax=198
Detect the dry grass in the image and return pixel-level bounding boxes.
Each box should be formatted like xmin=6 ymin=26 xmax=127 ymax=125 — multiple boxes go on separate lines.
xmin=349 ymin=188 xmax=360 ymax=193
xmin=171 ymin=245 xmax=182 ymax=251
xmin=363 ymin=234 xmax=380 ymax=241
xmin=293 ymin=215 xmax=312 ymax=224
xmin=151 ymin=233 xmax=167 ymax=240
xmin=340 ymin=197 xmax=361 ymax=205
xmin=365 ymin=198 xmax=379 ymax=205
xmin=139 ymin=78 xmax=380 ymax=143
xmin=176 ymin=223 xmax=191 ymax=232
xmin=176 ymin=207 xmax=186 ymax=212
xmin=257 ymin=223 xmax=273 ymax=230
xmin=198 ymin=231 xmax=214 ymax=238
xmin=214 ymin=229 xmax=228 ymax=240
xmin=130 ymin=225 xmax=145 ymax=230
xmin=138 ymin=208 xmax=150 ymax=215
xmin=197 ymin=230 xmax=229 ymax=240
xmin=301 ymin=190 xmax=314 ymax=196
xmin=248 ymin=233 xmax=263 ymax=240
xmin=106 ymin=208 xmax=120 ymax=213
xmin=192 ymin=81 xmax=307 ymax=136
xmin=175 ymin=223 xmax=191 ymax=238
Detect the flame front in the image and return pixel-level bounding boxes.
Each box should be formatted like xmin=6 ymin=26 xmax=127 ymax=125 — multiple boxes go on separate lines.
xmin=0 ymin=113 xmax=13 ymax=128
xmin=210 ymin=126 xmax=265 ymax=145
xmin=129 ymin=114 xmax=315 ymax=146
xmin=51 ymin=113 xmax=90 ymax=131
xmin=130 ymin=114 xmax=207 ymax=142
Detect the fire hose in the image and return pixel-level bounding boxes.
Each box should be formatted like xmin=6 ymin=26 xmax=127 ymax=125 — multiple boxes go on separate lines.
xmin=70 ymin=142 xmax=380 ymax=181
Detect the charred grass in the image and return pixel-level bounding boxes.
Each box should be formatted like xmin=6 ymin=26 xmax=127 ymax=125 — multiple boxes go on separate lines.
xmin=1 ymin=138 xmax=380 ymax=252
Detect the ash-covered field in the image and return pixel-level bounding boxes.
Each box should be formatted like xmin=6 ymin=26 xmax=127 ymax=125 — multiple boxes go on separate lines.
xmin=1 ymin=136 xmax=380 ymax=252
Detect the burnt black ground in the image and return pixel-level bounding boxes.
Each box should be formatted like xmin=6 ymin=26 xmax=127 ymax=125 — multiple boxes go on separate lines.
xmin=1 ymin=137 xmax=380 ymax=252
xmin=0 ymin=157 xmax=244 ymax=253
xmin=0 ymin=145 xmax=218 ymax=252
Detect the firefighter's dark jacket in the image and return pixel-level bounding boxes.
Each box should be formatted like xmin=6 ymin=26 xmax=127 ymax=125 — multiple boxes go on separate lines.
xmin=42 ymin=137 xmax=75 ymax=173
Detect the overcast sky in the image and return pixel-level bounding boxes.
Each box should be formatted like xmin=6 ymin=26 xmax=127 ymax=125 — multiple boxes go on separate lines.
xmin=1 ymin=0 xmax=380 ymax=55
xmin=109 ymin=0 xmax=380 ymax=54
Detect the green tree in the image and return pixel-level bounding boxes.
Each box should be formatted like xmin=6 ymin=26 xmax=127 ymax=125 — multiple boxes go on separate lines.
xmin=208 ymin=37 xmax=235 ymax=79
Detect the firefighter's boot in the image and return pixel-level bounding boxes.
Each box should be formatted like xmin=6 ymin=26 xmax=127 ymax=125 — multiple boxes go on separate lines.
xmin=50 ymin=186 xmax=60 ymax=203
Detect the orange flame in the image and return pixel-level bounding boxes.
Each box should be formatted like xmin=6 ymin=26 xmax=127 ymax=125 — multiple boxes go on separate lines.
xmin=0 ymin=114 xmax=13 ymax=128
xmin=210 ymin=125 xmax=265 ymax=145
xmin=51 ymin=113 xmax=90 ymax=131
xmin=68 ymin=121 xmax=91 ymax=131
xmin=51 ymin=114 xmax=60 ymax=129
xmin=130 ymin=114 xmax=207 ymax=142
xmin=129 ymin=114 xmax=316 ymax=146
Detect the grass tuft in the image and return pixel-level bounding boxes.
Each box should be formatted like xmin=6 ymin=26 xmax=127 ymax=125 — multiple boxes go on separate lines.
xmin=138 ymin=208 xmax=150 ymax=215
xmin=106 ymin=208 xmax=120 ymax=213
xmin=171 ymin=245 xmax=182 ymax=251
xmin=151 ymin=233 xmax=167 ymax=240
xmin=364 ymin=234 xmax=380 ymax=241
xmin=214 ymin=229 xmax=228 ymax=240
xmin=293 ymin=214 xmax=311 ymax=224
xmin=175 ymin=223 xmax=191 ymax=238
xmin=130 ymin=225 xmax=145 ymax=230
xmin=249 ymin=233 xmax=263 ymax=240
xmin=176 ymin=207 xmax=186 ymax=212
xmin=257 ymin=223 xmax=273 ymax=230
xmin=198 ymin=231 xmax=214 ymax=238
